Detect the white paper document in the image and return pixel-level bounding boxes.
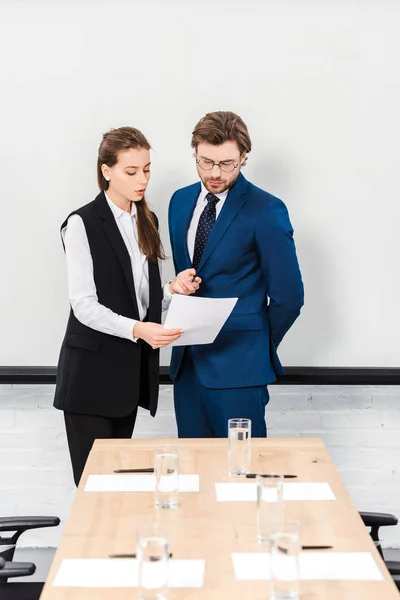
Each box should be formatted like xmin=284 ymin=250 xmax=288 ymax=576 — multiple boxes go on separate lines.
xmin=163 ymin=294 xmax=238 ymax=346
xmin=232 ymin=552 xmax=383 ymax=581
xmin=53 ymin=558 xmax=205 ymax=588
xmin=283 ymin=482 xmax=336 ymax=501
xmin=85 ymin=474 xmax=199 ymax=493
xmin=215 ymin=482 xmax=336 ymax=502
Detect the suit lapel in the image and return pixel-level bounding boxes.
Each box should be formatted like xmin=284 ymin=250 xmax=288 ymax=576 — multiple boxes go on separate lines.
xmin=95 ymin=193 xmax=140 ymax=317
xmin=173 ymin=182 xmax=201 ymax=271
xmin=196 ymin=173 xmax=248 ymax=273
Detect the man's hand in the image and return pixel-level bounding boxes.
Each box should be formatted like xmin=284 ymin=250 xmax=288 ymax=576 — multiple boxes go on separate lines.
xmin=169 ymin=268 xmax=202 ymax=295
xmin=133 ymin=322 xmax=183 ymax=349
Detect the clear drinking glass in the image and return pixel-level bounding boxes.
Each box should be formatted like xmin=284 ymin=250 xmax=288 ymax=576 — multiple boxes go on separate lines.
xmin=256 ymin=474 xmax=284 ymax=545
xmin=228 ymin=418 xmax=251 ymax=476
xmin=137 ymin=524 xmax=169 ymax=600
xmin=154 ymin=446 xmax=179 ymax=508
xmin=270 ymin=521 xmax=301 ymax=600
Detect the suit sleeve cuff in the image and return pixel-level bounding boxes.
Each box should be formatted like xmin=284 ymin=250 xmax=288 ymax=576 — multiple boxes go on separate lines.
xmin=163 ymin=281 xmax=173 ymax=299
xmin=162 ymin=281 xmax=173 ymax=311
xmin=116 ymin=317 xmax=139 ymax=342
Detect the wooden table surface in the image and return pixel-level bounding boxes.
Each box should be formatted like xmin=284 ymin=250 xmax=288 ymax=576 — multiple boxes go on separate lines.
xmin=40 ymin=437 xmax=399 ymax=599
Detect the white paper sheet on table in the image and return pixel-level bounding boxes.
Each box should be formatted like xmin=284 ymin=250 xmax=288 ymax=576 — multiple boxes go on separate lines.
xmin=215 ymin=482 xmax=336 ymax=502
xmin=163 ymin=294 xmax=238 ymax=346
xmin=85 ymin=474 xmax=199 ymax=492
xmin=53 ymin=558 xmax=205 ymax=588
xmin=231 ymin=552 xmax=383 ymax=581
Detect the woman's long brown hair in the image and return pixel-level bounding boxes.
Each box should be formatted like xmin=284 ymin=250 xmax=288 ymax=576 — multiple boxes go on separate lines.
xmin=97 ymin=126 xmax=165 ymax=262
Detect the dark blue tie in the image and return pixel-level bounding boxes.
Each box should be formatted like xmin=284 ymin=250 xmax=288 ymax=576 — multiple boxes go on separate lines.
xmin=192 ymin=193 xmax=220 ymax=270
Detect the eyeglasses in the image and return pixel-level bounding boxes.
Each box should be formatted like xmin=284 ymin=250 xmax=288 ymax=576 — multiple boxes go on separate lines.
xmin=196 ymin=158 xmax=240 ymax=173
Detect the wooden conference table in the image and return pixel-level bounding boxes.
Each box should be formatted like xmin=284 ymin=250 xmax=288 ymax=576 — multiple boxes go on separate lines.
xmin=40 ymin=438 xmax=399 ymax=599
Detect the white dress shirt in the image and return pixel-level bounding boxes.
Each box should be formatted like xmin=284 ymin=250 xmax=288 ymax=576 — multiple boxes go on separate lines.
xmin=62 ymin=193 xmax=171 ymax=342
xmin=187 ymin=183 xmax=229 ymax=261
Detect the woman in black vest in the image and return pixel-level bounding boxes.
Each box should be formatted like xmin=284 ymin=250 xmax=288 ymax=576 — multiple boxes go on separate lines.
xmin=54 ymin=126 xmax=200 ymax=486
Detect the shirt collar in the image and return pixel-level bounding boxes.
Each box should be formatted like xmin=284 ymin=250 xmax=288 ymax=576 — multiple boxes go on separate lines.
xmin=200 ymin=182 xmax=229 ymax=203
xmin=105 ymin=191 xmax=136 ymax=219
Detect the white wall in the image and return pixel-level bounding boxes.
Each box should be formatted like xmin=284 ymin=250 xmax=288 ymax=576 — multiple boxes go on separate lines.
xmin=1 ymin=0 xmax=400 ymax=367
xmin=1 ymin=384 xmax=399 ymax=548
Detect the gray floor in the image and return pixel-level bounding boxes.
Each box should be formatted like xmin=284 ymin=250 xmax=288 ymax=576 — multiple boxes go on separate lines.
xmin=10 ymin=546 xmax=400 ymax=583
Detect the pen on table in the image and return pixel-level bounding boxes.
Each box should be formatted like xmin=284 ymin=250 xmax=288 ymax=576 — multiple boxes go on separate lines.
xmin=113 ymin=468 xmax=174 ymax=474
xmin=109 ymin=553 xmax=173 ymax=559
xmin=113 ymin=468 xmax=154 ymax=473
xmin=302 ymin=545 xmax=333 ymax=550
xmin=279 ymin=545 xmax=333 ymax=554
xmin=245 ymin=474 xmax=297 ymax=479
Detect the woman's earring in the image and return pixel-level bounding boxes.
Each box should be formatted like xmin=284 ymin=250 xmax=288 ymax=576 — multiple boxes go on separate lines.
xmin=104 ymin=175 xmax=110 ymax=181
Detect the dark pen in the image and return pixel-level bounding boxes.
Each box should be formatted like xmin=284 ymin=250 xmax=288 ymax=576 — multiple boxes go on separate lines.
xmin=302 ymin=545 xmax=333 ymax=550
xmin=279 ymin=545 xmax=333 ymax=554
xmin=113 ymin=468 xmax=154 ymax=473
xmin=109 ymin=553 xmax=173 ymax=559
xmin=245 ymin=474 xmax=297 ymax=479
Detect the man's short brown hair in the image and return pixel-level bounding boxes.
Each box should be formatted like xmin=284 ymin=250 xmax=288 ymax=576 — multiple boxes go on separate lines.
xmin=191 ymin=111 xmax=252 ymax=156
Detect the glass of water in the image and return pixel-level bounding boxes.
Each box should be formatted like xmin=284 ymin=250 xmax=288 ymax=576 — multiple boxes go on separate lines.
xmin=270 ymin=521 xmax=301 ymax=600
xmin=228 ymin=418 xmax=251 ymax=476
xmin=154 ymin=446 xmax=179 ymax=508
xmin=256 ymin=474 xmax=284 ymax=545
xmin=137 ymin=524 xmax=169 ymax=600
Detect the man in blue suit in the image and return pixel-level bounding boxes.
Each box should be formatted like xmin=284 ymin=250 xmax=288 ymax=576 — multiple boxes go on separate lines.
xmin=168 ymin=111 xmax=304 ymax=437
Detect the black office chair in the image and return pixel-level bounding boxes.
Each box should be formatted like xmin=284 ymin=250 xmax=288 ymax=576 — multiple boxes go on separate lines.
xmin=0 ymin=516 xmax=60 ymax=564
xmin=359 ymin=511 xmax=400 ymax=578
xmin=0 ymin=515 xmax=60 ymax=595
xmin=0 ymin=558 xmax=35 ymax=579
xmin=359 ymin=512 xmax=398 ymax=557
xmin=0 ymin=555 xmax=44 ymax=600
xmin=0 ymin=516 xmax=60 ymax=599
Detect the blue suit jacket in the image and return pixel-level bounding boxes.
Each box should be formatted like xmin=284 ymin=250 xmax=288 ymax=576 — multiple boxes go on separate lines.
xmin=168 ymin=173 xmax=304 ymax=389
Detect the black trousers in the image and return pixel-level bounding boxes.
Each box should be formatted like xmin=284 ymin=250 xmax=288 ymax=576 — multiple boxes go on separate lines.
xmin=62 ymin=337 xmax=151 ymax=487
xmin=64 ymin=409 xmax=138 ymax=487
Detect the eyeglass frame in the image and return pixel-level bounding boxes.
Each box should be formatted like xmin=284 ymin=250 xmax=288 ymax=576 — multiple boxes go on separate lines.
xmin=195 ymin=156 xmax=242 ymax=173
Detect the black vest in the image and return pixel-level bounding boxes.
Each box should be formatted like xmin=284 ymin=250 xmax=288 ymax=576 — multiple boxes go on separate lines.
xmin=54 ymin=192 xmax=162 ymax=418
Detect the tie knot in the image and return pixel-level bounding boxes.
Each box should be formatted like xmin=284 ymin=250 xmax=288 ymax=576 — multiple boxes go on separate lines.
xmin=206 ymin=192 xmax=219 ymax=206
